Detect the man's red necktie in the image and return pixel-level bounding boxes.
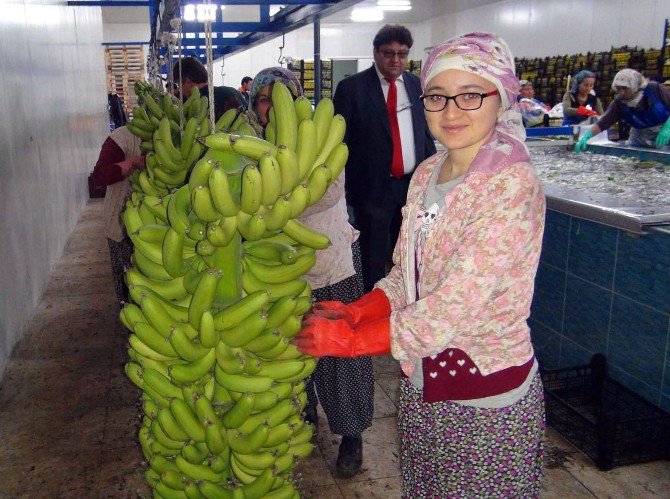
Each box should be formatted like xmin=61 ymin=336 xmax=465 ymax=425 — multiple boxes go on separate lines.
xmin=385 ymin=78 xmax=404 ymax=179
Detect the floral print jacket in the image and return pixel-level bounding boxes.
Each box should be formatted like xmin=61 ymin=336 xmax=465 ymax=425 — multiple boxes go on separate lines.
xmin=376 ymin=148 xmax=546 ymax=377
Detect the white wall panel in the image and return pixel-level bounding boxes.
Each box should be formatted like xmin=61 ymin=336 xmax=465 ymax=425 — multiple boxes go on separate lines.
xmin=429 ymin=0 xmax=670 ymax=58
xmin=0 ymin=1 xmax=109 ymax=378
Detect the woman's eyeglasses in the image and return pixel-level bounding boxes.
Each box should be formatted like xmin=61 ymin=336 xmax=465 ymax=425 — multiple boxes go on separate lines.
xmin=420 ymin=90 xmax=499 ymax=112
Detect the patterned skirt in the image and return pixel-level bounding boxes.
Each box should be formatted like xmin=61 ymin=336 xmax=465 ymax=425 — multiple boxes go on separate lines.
xmin=398 ymin=373 xmax=545 ymax=498
xmin=306 ymin=241 xmax=375 ymax=436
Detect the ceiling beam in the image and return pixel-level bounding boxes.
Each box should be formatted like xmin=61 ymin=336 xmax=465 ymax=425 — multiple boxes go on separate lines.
xmin=67 ymin=1 xmax=150 ymax=6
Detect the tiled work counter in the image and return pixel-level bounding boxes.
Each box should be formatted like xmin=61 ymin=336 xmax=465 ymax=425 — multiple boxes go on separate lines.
xmin=527 ymin=145 xmax=670 ymax=411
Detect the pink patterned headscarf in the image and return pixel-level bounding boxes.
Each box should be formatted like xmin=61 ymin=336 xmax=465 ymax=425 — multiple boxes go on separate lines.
xmin=421 ymin=32 xmax=528 ymax=167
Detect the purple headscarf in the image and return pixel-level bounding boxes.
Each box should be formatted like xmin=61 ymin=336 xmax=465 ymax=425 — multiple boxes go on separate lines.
xmin=248 ymin=66 xmax=303 ymax=111
xmin=420 ymin=32 xmax=529 ymax=172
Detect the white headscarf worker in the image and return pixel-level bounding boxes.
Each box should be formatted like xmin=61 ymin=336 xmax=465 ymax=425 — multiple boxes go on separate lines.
xmin=575 ymin=68 xmax=670 ymax=150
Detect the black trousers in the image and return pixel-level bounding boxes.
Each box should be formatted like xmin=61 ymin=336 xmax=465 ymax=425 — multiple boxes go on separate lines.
xmin=350 ymin=174 xmax=411 ymax=292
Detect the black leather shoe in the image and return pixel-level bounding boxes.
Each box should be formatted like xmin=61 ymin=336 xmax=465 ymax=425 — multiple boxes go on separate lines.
xmin=304 ymin=405 xmax=319 ymax=428
xmin=336 ymin=435 xmax=363 ymax=478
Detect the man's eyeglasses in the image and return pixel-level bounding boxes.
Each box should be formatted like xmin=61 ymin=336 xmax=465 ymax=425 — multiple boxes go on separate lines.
xmin=379 ymin=49 xmax=409 ymax=60
xmin=420 ymin=90 xmax=499 ymax=112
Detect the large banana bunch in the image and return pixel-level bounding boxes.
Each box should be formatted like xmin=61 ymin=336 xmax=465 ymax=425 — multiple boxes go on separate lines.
xmin=122 ymin=82 xmax=348 ymax=497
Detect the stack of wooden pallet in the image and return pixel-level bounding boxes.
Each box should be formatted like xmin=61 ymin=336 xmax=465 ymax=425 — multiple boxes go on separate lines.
xmin=105 ymin=45 xmax=145 ymax=117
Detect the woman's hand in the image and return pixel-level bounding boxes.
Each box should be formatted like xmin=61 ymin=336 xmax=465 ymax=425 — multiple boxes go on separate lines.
xmin=117 ymin=155 xmax=145 ymax=177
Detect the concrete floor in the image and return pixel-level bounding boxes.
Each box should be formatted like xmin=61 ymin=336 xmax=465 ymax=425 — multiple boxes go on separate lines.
xmin=0 ymin=199 xmax=669 ymax=498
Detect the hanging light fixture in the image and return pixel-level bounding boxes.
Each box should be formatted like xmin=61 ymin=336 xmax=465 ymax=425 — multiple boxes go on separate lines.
xmin=377 ymin=0 xmax=412 ymax=11
xmin=351 ymin=6 xmax=384 ymax=22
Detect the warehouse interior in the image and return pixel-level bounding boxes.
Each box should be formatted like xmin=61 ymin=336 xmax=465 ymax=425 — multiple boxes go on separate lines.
xmin=1 ymin=0 xmax=670 ymax=497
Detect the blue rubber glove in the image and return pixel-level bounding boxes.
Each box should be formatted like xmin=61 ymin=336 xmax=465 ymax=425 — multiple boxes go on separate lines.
xmin=655 ymin=119 xmax=670 ymax=148
xmin=574 ymin=130 xmax=593 ymax=152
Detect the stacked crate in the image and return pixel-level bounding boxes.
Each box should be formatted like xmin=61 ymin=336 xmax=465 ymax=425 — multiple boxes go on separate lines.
xmin=515 ymin=45 xmax=664 ymax=109
xmin=288 ymin=59 xmax=332 ymax=102
xmin=105 ymin=45 xmax=145 ymax=117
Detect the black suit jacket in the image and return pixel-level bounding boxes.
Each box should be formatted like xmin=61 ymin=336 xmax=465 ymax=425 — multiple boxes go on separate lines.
xmin=333 ymin=65 xmax=436 ymax=208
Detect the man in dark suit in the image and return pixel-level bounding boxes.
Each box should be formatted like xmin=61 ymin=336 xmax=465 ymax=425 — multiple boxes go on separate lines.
xmin=334 ymin=25 xmax=436 ymax=292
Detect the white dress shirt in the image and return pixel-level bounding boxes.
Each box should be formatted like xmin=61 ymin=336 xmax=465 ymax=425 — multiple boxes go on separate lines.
xmin=375 ymin=65 xmax=417 ymax=175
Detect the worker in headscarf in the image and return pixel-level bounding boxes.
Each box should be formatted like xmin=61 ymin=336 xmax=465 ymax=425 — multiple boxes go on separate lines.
xmin=562 ymin=70 xmax=604 ymax=126
xmin=295 ymin=32 xmax=546 ymax=497
xmin=576 ymin=68 xmax=670 ymax=150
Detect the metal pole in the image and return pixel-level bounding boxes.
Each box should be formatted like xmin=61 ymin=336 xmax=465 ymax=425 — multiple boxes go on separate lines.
xmin=314 ymin=17 xmax=321 ymax=105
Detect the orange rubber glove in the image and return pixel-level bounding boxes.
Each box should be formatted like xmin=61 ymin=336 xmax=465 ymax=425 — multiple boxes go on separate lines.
xmin=293 ymin=315 xmax=391 ymax=358
xmin=311 ymin=288 xmax=391 ymax=326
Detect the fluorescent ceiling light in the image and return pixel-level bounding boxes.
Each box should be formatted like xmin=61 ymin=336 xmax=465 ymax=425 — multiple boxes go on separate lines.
xmin=183 ymin=4 xmax=217 ymax=22
xmin=221 ymin=32 xmax=240 ymax=38
xmin=351 ymin=7 xmax=384 ymax=22
xmin=377 ymin=0 xmax=411 ymax=11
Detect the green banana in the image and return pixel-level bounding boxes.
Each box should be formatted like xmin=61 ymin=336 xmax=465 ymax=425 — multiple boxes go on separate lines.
xmin=167 ymin=185 xmax=192 ymax=235
xmin=256 ymin=359 xmax=305 ymax=381
xmin=241 ymin=269 xmax=308 ymax=300
xmin=237 ymin=211 xmax=266 ymax=241
xmin=214 ymin=371 xmax=274 ymax=394
xmin=162 ymin=228 xmax=191 ymax=278
xmin=203 ymin=133 xmax=278 ymax=161
xmin=324 ymin=141 xmax=349 ymax=181
xmin=211 ymin=235 xmax=243 ymax=308
xmin=243 ymin=329 xmax=283 ymax=356
xmin=132 ymin=251 xmax=172 ymax=282
xmin=282 ymin=219 xmax=330 ymax=249
xmin=175 ymin=455 xmax=223 ymax=483
xmin=206 ymin=217 xmax=236 ymax=247
xmin=240 ymin=164 xmax=262 ymax=215
xmin=188 ymin=268 xmax=221 ymax=329
xmin=155 ymin=408 xmax=190 ymax=442
xmin=294 ymin=96 xmax=313 ymax=123
xmin=219 ymin=311 xmax=268 ymax=348
xmin=170 ymin=398 xmax=206 ymax=442
xmin=168 ymin=348 xmax=216 ymax=385
xmin=192 ymin=184 xmax=222 ymax=223
xmin=129 ymin=334 xmax=175 ymax=362
xmin=313 ymin=114 xmax=346 ymax=169
xmin=198 ymin=481 xmax=235 ymax=499
xmin=286 ymin=183 xmax=311 ymax=219
xmin=198 ymin=310 xmax=217 ymax=349
xmin=261 ymin=196 xmax=291 ymax=232
xmin=168 ymin=324 xmax=212 ymax=362
xmin=209 ymin=166 xmax=241 ymax=217
xmin=312 ymin=97 xmax=334 ymax=151
xmin=305 ymin=164 xmax=332 ymax=206
xmin=221 ymin=391 xmax=255 ymax=429
xmin=276 ymin=146 xmax=300 ymax=196
xmin=272 ymin=82 xmax=298 ymax=151
xmin=212 ymin=289 xmax=269 ymax=329
xmin=126 ymin=268 xmax=189 ymax=301
xmin=143 ymin=367 xmax=184 ymax=400
xmin=258 ymin=153 xmax=282 ymax=206
xmin=246 ymin=252 xmax=316 ymax=284
xmin=243 ymin=240 xmax=297 ymax=265
xmin=134 ymin=322 xmax=177 ymax=358
xmin=227 ymin=423 xmax=270 ymax=454
xmin=296 ymin=118 xmax=317 ymax=180
xmin=125 ymin=361 xmax=144 ymax=389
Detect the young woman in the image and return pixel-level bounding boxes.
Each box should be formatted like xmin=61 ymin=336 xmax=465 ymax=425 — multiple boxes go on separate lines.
xmin=248 ymin=67 xmax=375 ymax=478
xmin=562 ymin=70 xmax=604 ymax=126
xmin=295 ymin=33 xmax=546 ymax=497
